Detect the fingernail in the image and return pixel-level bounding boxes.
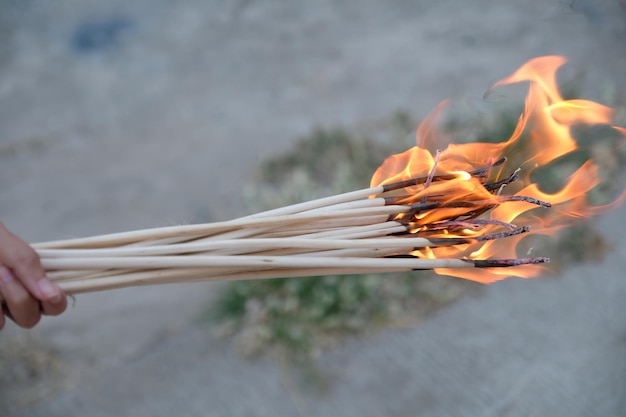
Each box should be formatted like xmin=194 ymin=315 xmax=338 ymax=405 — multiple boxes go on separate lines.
xmin=37 ymin=278 xmax=62 ymax=303
xmin=0 ymin=267 xmax=15 ymax=284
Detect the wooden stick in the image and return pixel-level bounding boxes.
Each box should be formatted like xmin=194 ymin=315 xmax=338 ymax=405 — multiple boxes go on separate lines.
xmin=242 ymin=187 xmax=385 ymax=218
xmin=47 ymin=270 xmax=102 ymax=280
xmin=55 ymin=267 xmax=408 ymax=294
xmin=47 ymin=246 xmax=411 ymax=283
xmin=40 ymin=255 xmax=547 ymax=271
xmin=33 ymin=205 xmax=412 ymax=249
xmin=298 ymin=198 xmax=386 ymax=214
xmin=255 ymin=246 xmax=406 ymax=258
xmin=254 ymin=224 xmax=403 ymax=239
xmin=36 ymin=236 xmax=477 ymax=259
xmin=49 ymin=266 xmax=240 ymax=283
xmin=50 ymin=255 xmax=547 ymax=295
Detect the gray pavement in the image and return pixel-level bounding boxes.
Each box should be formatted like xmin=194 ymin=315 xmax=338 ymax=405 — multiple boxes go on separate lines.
xmin=1 ymin=1 xmax=626 ymax=416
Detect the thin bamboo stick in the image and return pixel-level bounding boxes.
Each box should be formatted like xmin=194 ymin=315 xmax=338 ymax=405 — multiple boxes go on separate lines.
xmin=47 ymin=247 xmax=408 ymax=283
xmin=242 ymin=187 xmax=385 ymax=218
xmin=50 ymin=255 xmax=547 ymax=295
xmin=55 ymin=267 xmax=407 ymax=294
xmin=36 ymin=236 xmax=474 ymax=259
xmin=33 ymin=205 xmax=412 ymax=249
xmin=41 ymin=255 xmax=547 ymax=271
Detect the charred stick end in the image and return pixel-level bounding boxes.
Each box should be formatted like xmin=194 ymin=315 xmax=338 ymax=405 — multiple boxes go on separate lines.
xmin=469 ymin=156 xmax=508 ymax=177
xmin=473 ymin=257 xmax=550 ymax=268
xmin=484 ymin=172 xmax=520 ymax=191
xmin=476 ymin=226 xmax=530 ymax=241
xmin=404 ymin=225 xmax=528 ymax=246
xmin=502 ymin=195 xmax=552 ymax=207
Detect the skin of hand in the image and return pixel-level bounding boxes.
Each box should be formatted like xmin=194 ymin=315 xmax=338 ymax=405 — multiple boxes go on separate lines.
xmin=0 ymin=222 xmax=67 ymax=329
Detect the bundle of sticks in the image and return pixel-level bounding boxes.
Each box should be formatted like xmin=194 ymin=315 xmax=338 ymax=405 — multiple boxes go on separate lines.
xmin=32 ymin=156 xmax=550 ymax=295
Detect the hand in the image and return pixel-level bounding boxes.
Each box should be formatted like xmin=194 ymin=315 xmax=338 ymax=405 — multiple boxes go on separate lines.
xmin=0 ymin=222 xmax=67 ymax=329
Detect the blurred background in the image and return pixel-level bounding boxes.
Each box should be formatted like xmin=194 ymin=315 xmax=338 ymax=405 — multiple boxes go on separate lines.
xmin=1 ymin=0 xmax=626 ymax=416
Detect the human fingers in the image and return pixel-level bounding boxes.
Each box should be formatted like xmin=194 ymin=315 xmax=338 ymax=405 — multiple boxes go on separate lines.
xmin=41 ymin=290 xmax=68 ymax=316
xmin=0 ymin=303 xmax=6 ymax=329
xmin=0 ymin=266 xmax=41 ymax=328
xmin=0 ymin=222 xmax=66 ymax=308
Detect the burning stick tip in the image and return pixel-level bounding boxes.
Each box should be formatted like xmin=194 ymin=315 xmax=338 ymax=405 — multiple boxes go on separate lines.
xmin=503 ymin=195 xmax=551 ymax=207
xmin=474 ymin=257 xmax=549 ymax=268
xmin=493 ymin=156 xmax=507 ymax=166
xmin=476 ymin=226 xmax=530 ymax=242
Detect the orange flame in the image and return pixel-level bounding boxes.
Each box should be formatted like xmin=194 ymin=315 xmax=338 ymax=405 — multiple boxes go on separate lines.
xmin=371 ymin=56 xmax=626 ymax=283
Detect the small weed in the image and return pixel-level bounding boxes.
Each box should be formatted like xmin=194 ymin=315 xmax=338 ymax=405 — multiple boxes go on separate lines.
xmin=210 ymin=92 xmax=626 ymax=372
xmin=210 ymin=114 xmax=482 ymax=366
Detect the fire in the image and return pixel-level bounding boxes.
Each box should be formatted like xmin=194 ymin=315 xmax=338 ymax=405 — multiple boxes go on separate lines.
xmin=371 ymin=56 xmax=626 ymax=283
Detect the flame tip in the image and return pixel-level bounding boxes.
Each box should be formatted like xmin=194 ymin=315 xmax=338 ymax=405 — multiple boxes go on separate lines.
xmin=371 ymin=55 xmax=624 ymax=283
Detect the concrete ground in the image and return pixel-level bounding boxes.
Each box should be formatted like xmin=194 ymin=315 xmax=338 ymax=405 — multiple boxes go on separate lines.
xmin=1 ymin=1 xmax=626 ymax=416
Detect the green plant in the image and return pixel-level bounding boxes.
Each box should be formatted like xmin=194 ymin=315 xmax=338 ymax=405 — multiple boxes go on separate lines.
xmin=209 ymin=93 xmax=626 ymax=364
xmin=209 ymin=115 xmax=480 ymax=363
